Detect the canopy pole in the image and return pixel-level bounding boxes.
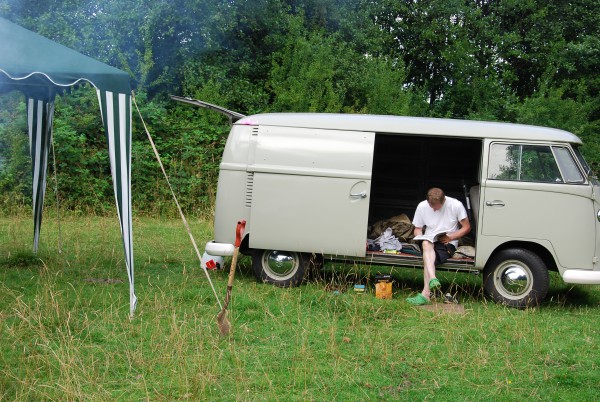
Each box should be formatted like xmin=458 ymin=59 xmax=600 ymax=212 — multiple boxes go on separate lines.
xmin=131 ymin=92 xmax=223 ymax=310
xmin=50 ymin=126 xmax=62 ymax=254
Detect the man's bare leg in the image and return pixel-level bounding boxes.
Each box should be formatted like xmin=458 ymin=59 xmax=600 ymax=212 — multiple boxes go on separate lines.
xmin=421 ymin=240 xmax=437 ymax=299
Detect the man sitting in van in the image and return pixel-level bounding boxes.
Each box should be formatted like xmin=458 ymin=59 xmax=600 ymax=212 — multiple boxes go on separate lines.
xmin=407 ymin=188 xmax=471 ymax=306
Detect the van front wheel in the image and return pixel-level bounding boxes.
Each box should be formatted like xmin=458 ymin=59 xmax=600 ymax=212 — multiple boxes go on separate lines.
xmin=253 ymin=249 xmax=308 ymax=287
xmin=483 ymin=248 xmax=549 ymax=308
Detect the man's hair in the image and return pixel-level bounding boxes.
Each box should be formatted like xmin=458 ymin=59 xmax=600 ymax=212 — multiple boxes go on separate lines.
xmin=427 ymin=188 xmax=445 ymax=204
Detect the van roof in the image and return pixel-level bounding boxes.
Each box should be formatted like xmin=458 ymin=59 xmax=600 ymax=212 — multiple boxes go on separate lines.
xmin=237 ymin=113 xmax=582 ymax=144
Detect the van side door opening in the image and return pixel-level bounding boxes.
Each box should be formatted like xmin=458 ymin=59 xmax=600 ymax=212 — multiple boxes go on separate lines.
xmin=368 ymin=133 xmax=483 ymax=242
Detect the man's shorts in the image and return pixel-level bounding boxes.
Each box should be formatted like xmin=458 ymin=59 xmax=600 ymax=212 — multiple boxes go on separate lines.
xmin=433 ymin=242 xmax=456 ymax=265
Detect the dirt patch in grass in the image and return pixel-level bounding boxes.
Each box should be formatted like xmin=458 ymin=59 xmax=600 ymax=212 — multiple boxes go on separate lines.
xmin=418 ymin=302 xmax=467 ymax=314
xmin=83 ymin=278 xmax=124 ymax=284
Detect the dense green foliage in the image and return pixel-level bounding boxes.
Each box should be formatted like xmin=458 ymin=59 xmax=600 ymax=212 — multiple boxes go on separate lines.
xmin=1 ymin=0 xmax=599 ymax=214
xmin=2 ymin=216 xmax=600 ymax=400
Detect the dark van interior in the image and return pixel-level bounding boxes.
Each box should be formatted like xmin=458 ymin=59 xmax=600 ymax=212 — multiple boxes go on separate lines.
xmin=368 ymin=133 xmax=483 ymax=229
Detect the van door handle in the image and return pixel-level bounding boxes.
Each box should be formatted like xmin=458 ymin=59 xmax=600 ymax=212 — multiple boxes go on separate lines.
xmin=485 ymin=200 xmax=505 ymax=207
xmin=350 ymin=191 xmax=367 ymax=199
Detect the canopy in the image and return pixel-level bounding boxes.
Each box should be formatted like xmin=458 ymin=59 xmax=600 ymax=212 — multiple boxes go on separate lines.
xmin=0 ymin=17 xmax=136 ymax=317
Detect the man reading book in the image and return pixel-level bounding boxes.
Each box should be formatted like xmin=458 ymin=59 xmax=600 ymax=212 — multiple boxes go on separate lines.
xmin=407 ymin=188 xmax=471 ymax=306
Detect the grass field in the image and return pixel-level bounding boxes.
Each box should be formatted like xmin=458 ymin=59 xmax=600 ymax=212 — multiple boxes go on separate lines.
xmin=1 ymin=216 xmax=599 ymax=401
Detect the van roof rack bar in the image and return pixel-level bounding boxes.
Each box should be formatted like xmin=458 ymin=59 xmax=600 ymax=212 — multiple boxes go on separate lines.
xmin=170 ymin=95 xmax=246 ymax=123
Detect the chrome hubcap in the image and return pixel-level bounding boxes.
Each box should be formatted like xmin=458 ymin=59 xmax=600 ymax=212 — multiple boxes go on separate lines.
xmin=494 ymin=260 xmax=532 ymax=299
xmin=263 ymin=250 xmax=299 ymax=280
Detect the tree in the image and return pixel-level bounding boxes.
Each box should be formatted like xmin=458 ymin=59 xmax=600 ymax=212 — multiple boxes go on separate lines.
xmin=2 ymin=0 xmax=599 ymax=214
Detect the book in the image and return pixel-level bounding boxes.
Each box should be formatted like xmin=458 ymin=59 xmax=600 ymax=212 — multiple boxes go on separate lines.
xmin=413 ymin=231 xmax=446 ymax=243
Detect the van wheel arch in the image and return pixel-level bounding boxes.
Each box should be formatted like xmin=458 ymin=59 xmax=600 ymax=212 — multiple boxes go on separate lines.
xmin=239 ymin=234 xmax=251 ymax=256
xmin=488 ymin=241 xmax=558 ymax=273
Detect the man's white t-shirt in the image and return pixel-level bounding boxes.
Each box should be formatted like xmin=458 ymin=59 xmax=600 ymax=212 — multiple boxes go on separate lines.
xmin=412 ymin=196 xmax=467 ymax=247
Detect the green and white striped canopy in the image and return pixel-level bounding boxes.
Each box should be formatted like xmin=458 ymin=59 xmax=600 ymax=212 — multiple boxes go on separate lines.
xmin=0 ymin=17 xmax=136 ymax=317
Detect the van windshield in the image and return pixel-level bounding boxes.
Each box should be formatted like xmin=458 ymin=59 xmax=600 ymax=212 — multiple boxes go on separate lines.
xmin=573 ymin=146 xmax=592 ymax=176
xmin=553 ymin=147 xmax=584 ymax=183
xmin=573 ymin=146 xmax=599 ymax=185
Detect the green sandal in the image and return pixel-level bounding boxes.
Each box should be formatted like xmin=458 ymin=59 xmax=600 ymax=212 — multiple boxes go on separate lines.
xmin=406 ymin=293 xmax=431 ymax=306
xmin=429 ymin=278 xmax=441 ymax=290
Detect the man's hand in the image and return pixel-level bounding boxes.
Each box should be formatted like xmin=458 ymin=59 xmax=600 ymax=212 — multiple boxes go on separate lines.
xmin=438 ymin=233 xmax=452 ymax=244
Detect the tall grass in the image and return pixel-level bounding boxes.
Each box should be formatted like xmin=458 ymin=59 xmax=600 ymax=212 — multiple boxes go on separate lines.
xmin=1 ymin=216 xmax=599 ymax=400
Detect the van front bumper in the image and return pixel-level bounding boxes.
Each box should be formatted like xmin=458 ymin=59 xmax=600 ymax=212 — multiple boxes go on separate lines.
xmin=205 ymin=240 xmax=235 ymax=257
xmin=562 ymin=269 xmax=600 ymax=284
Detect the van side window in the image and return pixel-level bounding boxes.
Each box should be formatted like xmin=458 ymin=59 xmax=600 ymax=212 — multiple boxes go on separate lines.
xmin=553 ymin=146 xmax=584 ymax=183
xmin=488 ymin=144 xmax=563 ymax=183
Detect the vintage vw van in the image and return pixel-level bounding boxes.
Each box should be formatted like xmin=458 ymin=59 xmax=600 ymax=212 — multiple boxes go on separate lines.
xmin=203 ymin=112 xmax=600 ymax=308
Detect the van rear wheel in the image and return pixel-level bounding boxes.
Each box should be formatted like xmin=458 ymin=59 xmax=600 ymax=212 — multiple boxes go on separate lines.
xmin=252 ymin=249 xmax=308 ymax=287
xmin=483 ymin=248 xmax=549 ymax=308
